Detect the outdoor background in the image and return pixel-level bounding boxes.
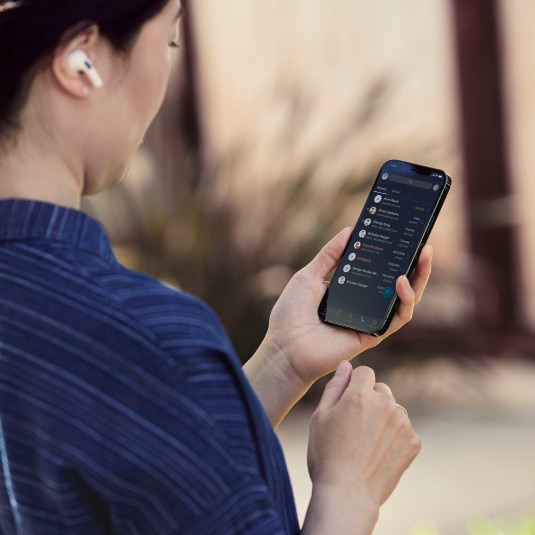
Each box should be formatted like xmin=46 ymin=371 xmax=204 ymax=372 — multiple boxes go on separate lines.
xmin=84 ymin=1 xmax=535 ymax=533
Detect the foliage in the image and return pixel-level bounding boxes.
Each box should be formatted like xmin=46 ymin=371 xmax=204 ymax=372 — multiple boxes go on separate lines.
xmin=86 ymin=74 xmax=448 ymax=362
xmin=410 ymin=522 xmax=441 ymax=535
xmin=86 ymin=79 xmax=392 ymax=360
xmin=410 ymin=515 xmax=535 ymax=535
xmin=467 ymin=516 xmax=535 ymax=535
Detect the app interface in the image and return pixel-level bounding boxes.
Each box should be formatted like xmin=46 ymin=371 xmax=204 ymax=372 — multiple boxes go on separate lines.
xmin=323 ymin=161 xmax=448 ymax=332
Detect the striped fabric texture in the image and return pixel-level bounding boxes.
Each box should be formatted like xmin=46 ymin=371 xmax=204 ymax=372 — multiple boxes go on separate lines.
xmin=0 ymin=199 xmax=299 ymax=534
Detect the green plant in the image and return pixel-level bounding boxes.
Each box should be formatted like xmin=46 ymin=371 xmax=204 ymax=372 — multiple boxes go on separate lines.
xmin=86 ymin=78 xmax=397 ymax=360
xmin=86 ymin=69 xmax=452 ymax=363
xmin=410 ymin=521 xmax=441 ymax=535
xmin=410 ymin=515 xmax=535 ymax=535
xmin=467 ymin=515 xmax=535 ymax=535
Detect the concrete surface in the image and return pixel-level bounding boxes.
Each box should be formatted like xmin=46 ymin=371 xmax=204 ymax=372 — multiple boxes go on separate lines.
xmin=276 ymin=358 xmax=535 ymax=534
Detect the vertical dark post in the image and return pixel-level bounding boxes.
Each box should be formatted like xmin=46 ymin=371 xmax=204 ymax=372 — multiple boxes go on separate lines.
xmin=451 ymin=0 xmax=522 ymax=339
xmin=178 ymin=0 xmax=202 ymax=155
xmin=153 ymin=0 xmax=203 ymax=195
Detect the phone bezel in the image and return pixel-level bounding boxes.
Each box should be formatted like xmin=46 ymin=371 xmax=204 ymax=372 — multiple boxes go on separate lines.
xmin=318 ymin=159 xmax=452 ymax=336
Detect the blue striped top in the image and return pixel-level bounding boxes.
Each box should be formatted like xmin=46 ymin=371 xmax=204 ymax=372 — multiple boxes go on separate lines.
xmin=0 ymin=199 xmax=299 ymax=534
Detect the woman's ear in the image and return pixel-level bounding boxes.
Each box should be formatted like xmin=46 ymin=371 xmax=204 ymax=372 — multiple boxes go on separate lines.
xmin=52 ymin=25 xmax=103 ymax=98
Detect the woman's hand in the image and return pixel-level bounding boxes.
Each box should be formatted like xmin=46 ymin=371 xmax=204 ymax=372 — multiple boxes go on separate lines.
xmin=302 ymin=362 xmax=421 ymax=535
xmin=244 ymin=228 xmax=433 ymax=427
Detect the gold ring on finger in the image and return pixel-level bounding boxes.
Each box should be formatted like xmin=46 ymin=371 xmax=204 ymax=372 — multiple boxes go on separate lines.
xmin=396 ymin=403 xmax=409 ymax=417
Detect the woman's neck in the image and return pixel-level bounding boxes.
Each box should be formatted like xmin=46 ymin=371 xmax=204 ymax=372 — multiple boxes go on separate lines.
xmin=0 ymin=135 xmax=83 ymax=209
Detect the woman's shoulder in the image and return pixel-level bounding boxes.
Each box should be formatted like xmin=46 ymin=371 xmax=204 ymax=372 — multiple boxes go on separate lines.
xmin=96 ymin=266 xmax=235 ymax=356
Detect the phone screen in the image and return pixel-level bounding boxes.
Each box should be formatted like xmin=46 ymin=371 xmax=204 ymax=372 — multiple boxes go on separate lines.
xmin=318 ymin=159 xmax=451 ymax=335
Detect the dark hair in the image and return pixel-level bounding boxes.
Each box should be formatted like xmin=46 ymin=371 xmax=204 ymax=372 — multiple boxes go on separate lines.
xmin=0 ymin=0 xmax=169 ymax=143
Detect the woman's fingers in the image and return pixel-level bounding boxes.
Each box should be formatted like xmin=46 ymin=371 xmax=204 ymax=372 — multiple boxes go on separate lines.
xmin=411 ymin=244 xmax=433 ymax=304
xmin=317 ymin=360 xmax=353 ymax=411
xmin=307 ymin=227 xmax=352 ymax=281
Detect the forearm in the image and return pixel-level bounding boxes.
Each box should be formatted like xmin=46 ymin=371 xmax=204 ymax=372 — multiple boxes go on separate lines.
xmin=244 ymin=337 xmax=311 ymax=429
xmin=302 ymin=484 xmax=379 ymax=535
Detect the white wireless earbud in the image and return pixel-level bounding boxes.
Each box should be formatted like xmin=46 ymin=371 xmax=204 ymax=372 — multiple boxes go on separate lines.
xmin=67 ymin=50 xmax=104 ymax=89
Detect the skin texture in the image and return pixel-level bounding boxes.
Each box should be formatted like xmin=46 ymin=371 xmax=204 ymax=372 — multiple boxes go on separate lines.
xmin=0 ymin=3 xmax=428 ymax=532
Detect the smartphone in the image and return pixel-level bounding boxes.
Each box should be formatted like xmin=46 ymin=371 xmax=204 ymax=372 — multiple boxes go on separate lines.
xmin=318 ymin=159 xmax=451 ymax=336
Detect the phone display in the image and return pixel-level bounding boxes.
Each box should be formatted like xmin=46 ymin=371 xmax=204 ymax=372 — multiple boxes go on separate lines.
xmin=318 ymin=159 xmax=451 ymax=336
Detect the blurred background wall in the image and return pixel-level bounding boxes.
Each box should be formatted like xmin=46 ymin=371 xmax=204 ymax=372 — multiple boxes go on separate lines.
xmin=85 ymin=0 xmax=535 ymax=362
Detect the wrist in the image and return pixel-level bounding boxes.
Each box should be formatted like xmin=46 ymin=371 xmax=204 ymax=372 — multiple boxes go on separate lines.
xmin=303 ymin=483 xmax=379 ymax=535
xmin=244 ymin=336 xmax=312 ymax=428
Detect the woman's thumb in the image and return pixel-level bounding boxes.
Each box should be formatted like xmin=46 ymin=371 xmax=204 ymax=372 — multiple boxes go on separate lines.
xmin=307 ymin=227 xmax=352 ymax=280
xmin=317 ymin=360 xmax=353 ymax=411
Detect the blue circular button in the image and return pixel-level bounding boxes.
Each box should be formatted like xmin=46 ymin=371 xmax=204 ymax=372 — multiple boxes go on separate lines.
xmin=382 ymin=286 xmax=394 ymax=298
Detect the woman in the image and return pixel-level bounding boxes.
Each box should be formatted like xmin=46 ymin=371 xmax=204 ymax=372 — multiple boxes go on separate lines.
xmin=0 ymin=0 xmax=432 ymax=533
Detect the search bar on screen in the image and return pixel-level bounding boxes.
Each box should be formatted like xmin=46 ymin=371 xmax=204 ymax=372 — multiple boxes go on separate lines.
xmin=389 ymin=175 xmax=432 ymax=190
